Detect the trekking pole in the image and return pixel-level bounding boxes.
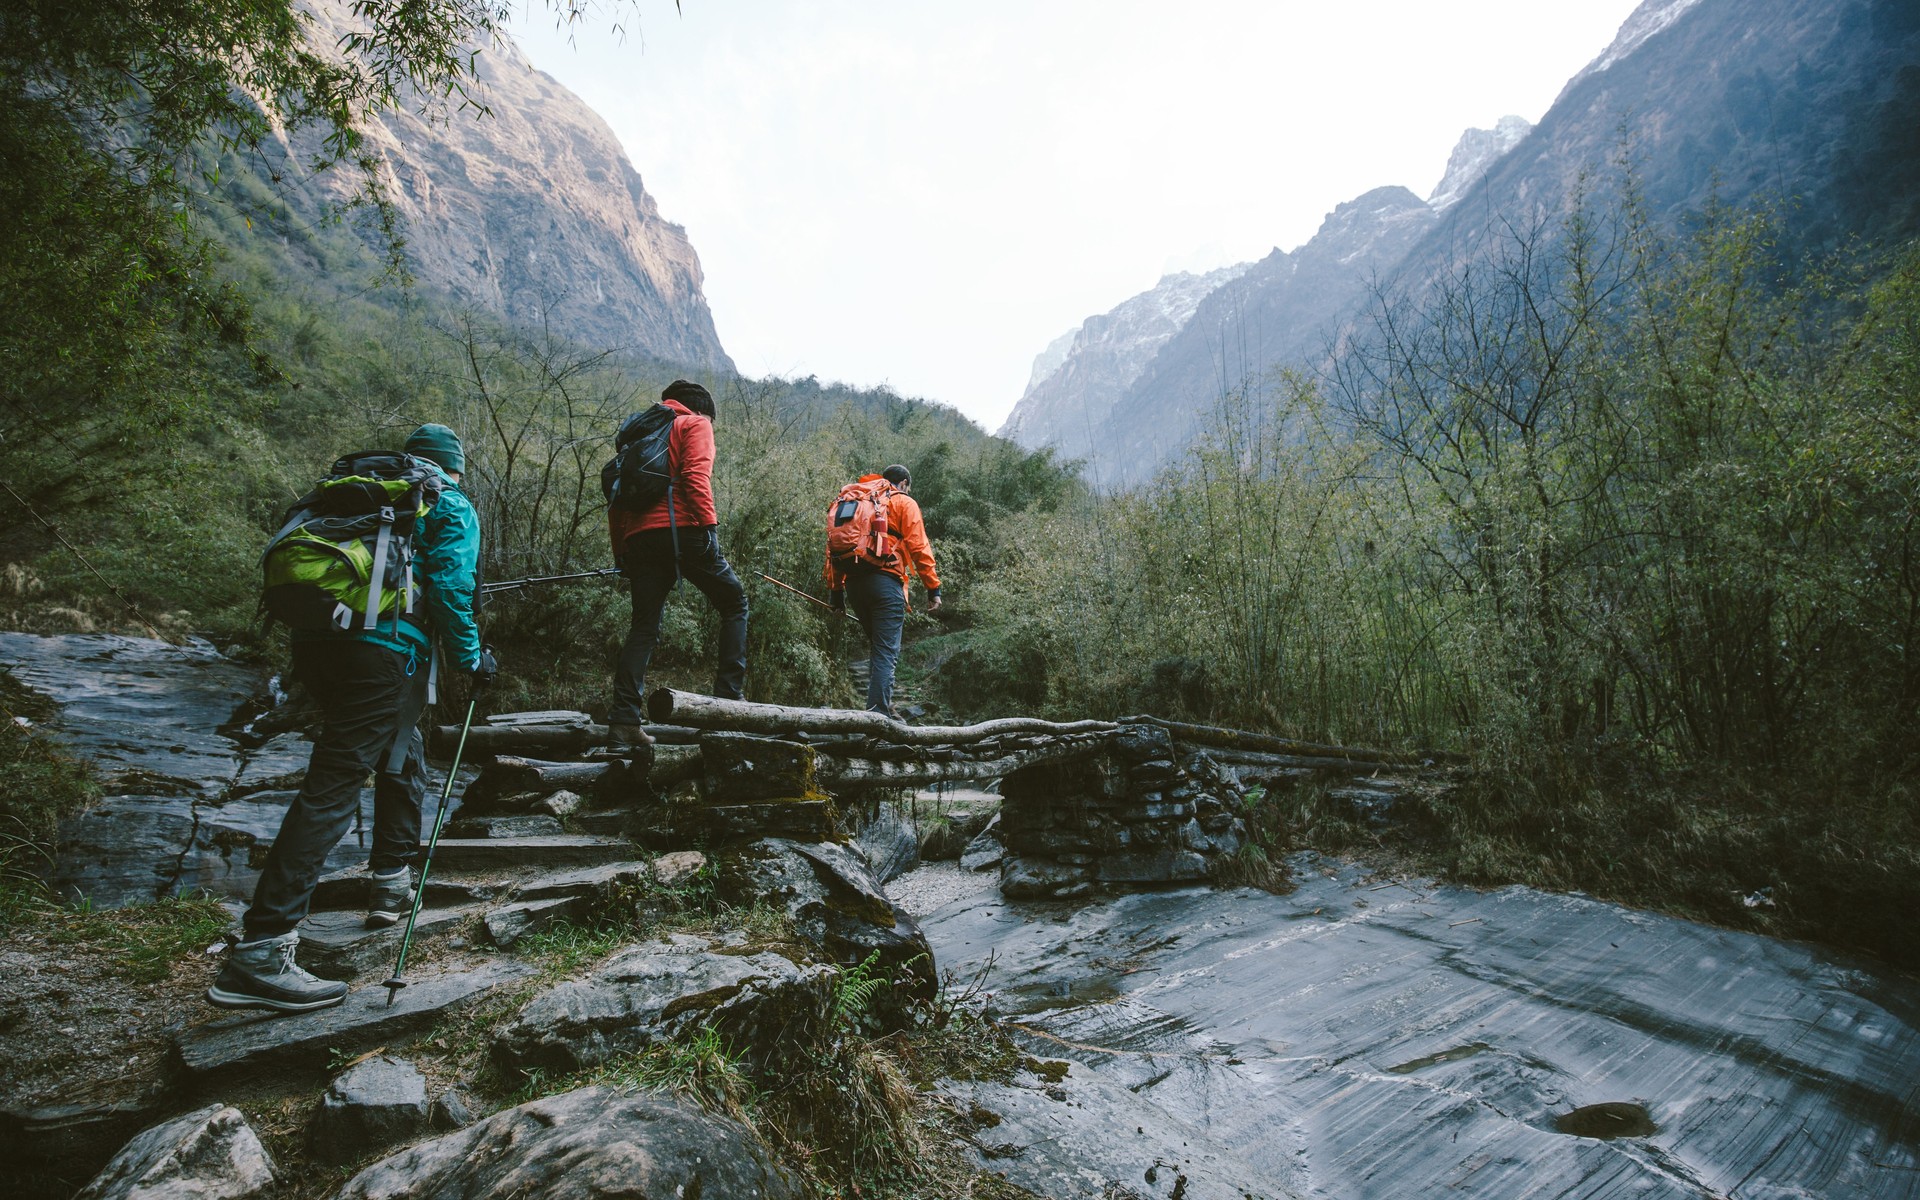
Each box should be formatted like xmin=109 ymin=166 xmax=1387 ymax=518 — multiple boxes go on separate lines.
xmin=381 ymin=695 xmax=479 ymax=1007
xmin=481 ymin=567 xmax=621 ymax=597
xmin=757 ymin=572 xmax=864 ymax=625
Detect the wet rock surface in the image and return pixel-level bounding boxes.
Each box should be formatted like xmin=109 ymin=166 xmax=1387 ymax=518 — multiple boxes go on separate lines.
xmin=74 ymin=1103 xmax=276 ymax=1200
xmin=0 ymin=633 xmax=435 ymax=907
xmin=335 ymin=1085 xmax=800 ymax=1200
xmin=923 ymin=855 xmax=1920 ymax=1200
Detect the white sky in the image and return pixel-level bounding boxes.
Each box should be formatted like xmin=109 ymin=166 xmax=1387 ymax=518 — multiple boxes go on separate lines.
xmin=509 ymin=1 xmax=1645 ymax=432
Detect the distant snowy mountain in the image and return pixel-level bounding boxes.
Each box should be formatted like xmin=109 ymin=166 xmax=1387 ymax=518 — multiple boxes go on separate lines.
xmin=999 ymin=264 xmax=1247 ymax=460
xmin=1001 ymin=0 xmax=1920 ymax=488
xmin=1428 ymin=116 xmax=1533 ymax=210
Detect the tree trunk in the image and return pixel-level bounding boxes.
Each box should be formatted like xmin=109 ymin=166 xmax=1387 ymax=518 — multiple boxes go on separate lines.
xmin=647 ymin=688 xmax=1115 ymax=745
xmin=813 ymin=734 xmax=1109 ymax=788
xmin=1121 ymin=714 xmax=1459 ymax=765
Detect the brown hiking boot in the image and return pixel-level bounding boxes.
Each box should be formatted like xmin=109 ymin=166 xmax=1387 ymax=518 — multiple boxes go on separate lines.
xmin=608 ymin=722 xmax=653 ymax=751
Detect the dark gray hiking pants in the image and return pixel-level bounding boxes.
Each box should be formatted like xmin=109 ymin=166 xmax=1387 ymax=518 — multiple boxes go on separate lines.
xmin=610 ymin=525 xmax=749 ymax=724
xmin=244 ymin=639 xmax=427 ymax=939
xmin=848 ymin=572 xmax=906 ymax=715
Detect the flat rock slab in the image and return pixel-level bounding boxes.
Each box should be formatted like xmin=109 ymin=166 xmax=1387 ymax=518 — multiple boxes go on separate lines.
xmin=424 ymin=836 xmax=637 ymax=872
xmin=941 ymin=1074 xmax=1289 ymax=1200
xmin=174 ymin=960 xmax=532 ymax=1082
xmin=298 ymin=907 xmax=478 ymax=981
xmin=311 ymin=866 xmax=510 ymax=912
xmin=922 ymin=855 xmax=1920 ymax=1200
xmin=484 ymin=896 xmax=587 ymax=948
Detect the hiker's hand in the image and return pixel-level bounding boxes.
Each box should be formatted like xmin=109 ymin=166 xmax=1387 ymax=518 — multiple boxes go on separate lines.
xmin=828 ymin=590 xmax=845 ymax=616
xmin=469 ymin=646 xmax=499 ymax=691
xmin=927 ymin=593 xmax=943 ymax=613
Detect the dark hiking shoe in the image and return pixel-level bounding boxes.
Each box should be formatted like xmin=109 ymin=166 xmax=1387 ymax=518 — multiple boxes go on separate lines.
xmin=205 ymin=932 xmax=349 ymax=1013
xmin=608 ymin=722 xmax=653 ymax=751
xmin=365 ymin=866 xmax=416 ymax=929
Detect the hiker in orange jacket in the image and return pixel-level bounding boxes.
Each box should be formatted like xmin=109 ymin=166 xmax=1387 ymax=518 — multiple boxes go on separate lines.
xmin=607 ymin=380 xmax=748 ymax=747
xmin=825 ymin=464 xmax=940 ymax=716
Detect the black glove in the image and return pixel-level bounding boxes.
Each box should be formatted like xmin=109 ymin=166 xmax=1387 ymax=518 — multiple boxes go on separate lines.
xmin=828 ymin=589 xmax=845 ymax=612
xmin=470 ymin=645 xmax=499 ymax=691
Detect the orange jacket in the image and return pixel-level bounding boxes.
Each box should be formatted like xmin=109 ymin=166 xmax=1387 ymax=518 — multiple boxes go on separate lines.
xmin=824 ymin=476 xmax=940 ymax=598
xmin=607 ymin=399 xmax=717 ymax=554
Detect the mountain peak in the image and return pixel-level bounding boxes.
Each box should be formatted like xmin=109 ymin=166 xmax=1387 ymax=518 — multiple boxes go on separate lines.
xmin=1428 ymin=116 xmax=1534 ymax=210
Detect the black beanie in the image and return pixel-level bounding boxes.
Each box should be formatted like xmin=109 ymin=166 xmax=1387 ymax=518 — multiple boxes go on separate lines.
xmin=882 ymin=464 xmax=911 ymax=486
xmin=662 ymin=379 xmax=714 ymax=418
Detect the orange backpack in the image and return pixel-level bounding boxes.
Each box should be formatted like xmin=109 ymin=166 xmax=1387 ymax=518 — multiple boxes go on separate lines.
xmin=826 ymin=478 xmax=897 ymax=573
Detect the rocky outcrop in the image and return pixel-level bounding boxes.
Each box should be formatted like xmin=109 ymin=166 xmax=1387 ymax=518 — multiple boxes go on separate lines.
xmin=309 ymin=1057 xmax=431 ymax=1166
xmin=492 ymin=935 xmax=834 ymax=1077
xmin=336 ymin=1086 xmax=800 ymax=1200
xmin=715 ymin=839 xmax=937 ymax=1011
xmin=74 ymin=1105 xmax=276 ymax=1200
xmin=251 ymin=0 xmax=732 ymax=369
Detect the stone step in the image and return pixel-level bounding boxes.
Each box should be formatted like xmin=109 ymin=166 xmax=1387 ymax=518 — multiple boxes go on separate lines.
xmin=174 ymin=959 xmax=533 ymax=1082
xmin=443 ymin=814 xmax=565 ymax=840
xmin=310 ymin=866 xmax=514 ymax=913
xmin=426 ymin=836 xmax=637 ymax=872
xmin=297 ymin=906 xmax=481 ymax=981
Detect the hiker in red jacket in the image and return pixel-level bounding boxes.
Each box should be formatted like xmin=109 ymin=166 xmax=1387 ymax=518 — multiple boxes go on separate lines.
xmin=607 ymin=380 xmax=747 ymax=747
xmin=825 ymin=464 xmax=941 ymax=716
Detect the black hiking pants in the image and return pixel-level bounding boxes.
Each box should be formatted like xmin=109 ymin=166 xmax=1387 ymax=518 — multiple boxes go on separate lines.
xmin=611 ymin=525 xmax=749 ymax=724
xmin=244 ymin=639 xmax=427 ymax=939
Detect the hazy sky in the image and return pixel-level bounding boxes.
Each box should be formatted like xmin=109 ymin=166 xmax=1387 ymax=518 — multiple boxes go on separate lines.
xmin=511 ymin=1 xmax=1645 ymax=431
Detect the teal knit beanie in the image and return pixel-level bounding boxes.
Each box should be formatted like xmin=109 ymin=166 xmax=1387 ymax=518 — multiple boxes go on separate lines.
xmin=404 ymin=423 xmax=465 ymax=475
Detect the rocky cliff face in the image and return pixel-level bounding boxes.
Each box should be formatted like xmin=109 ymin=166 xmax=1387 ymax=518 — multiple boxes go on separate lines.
xmin=1003 ymin=0 xmax=1920 ymax=488
xmin=999 ymin=265 xmax=1247 ymax=464
xmin=261 ymin=2 xmax=732 ymax=371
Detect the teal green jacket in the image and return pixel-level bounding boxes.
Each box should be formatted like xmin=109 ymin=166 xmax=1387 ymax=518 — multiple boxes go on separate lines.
xmin=297 ymin=462 xmax=483 ymax=671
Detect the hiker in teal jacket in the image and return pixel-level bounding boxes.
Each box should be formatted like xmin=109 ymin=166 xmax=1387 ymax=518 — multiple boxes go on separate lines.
xmin=209 ymin=424 xmax=497 ymax=1014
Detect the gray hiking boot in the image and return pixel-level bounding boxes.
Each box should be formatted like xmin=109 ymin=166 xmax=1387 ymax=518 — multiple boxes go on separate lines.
xmin=366 ymin=865 xmax=417 ymax=929
xmin=205 ymin=932 xmax=349 ymax=1013
xmin=608 ymin=722 xmax=653 ymax=751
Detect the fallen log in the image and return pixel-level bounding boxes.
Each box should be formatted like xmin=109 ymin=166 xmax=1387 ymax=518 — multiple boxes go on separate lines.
xmin=433 ymin=722 xmax=702 ymax=756
xmin=1189 ymin=748 xmax=1429 ymax=773
xmin=463 ymin=747 xmax=702 ymax=808
xmin=1121 ymin=714 xmax=1462 ymax=766
xmin=814 ymin=734 xmax=1108 ymax=788
xmin=647 ymin=688 xmax=1116 ymax=745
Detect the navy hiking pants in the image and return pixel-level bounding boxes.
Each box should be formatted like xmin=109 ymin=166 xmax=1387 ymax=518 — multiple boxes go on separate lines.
xmin=244 ymin=639 xmax=427 ymax=939
xmin=611 ymin=526 xmax=749 ymax=724
xmin=848 ymin=571 xmax=907 ymax=716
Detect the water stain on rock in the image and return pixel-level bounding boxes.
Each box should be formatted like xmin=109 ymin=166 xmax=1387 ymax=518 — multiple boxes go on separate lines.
xmin=1555 ymin=1101 xmax=1657 ymax=1139
xmin=1387 ymin=1041 xmax=1491 ymax=1074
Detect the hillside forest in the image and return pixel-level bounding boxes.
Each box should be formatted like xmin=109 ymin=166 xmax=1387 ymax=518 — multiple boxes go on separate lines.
xmin=2 ymin=0 xmax=1917 ymax=975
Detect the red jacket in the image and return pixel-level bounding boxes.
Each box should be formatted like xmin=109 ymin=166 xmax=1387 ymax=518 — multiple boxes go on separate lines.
xmin=608 ymin=399 xmax=717 ymax=554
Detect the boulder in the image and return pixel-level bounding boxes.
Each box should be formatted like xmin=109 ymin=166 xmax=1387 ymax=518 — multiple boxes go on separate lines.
xmin=960 ymin=815 xmax=1006 ymax=872
xmin=492 ymin=935 xmax=832 ymax=1078
xmin=76 ymin=1104 xmax=275 ymax=1200
xmin=714 ymin=839 xmax=937 ymax=1013
xmin=854 ymin=803 xmax=920 ymax=883
xmin=336 ymin=1086 xmax=799 ymax=1200
xmin=1001 ymin=856 xmax=1091 ymax=899
xmin=534 ymin=789 xmax=585 ymax=818
xmin=309 ymin=1055 xmax=431 ymax=1166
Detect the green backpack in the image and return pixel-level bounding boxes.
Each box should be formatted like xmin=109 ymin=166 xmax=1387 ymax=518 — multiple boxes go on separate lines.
xmin=261 ymin=451 xmax=444 ymax=633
